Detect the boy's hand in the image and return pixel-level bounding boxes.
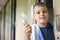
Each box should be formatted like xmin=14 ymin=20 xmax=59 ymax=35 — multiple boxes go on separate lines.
xmin=24 ymin=24 xmax=32 ymax=38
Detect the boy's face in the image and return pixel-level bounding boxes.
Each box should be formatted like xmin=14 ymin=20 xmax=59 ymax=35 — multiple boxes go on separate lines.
xmin=34 ymin=6 xmax=49 ymax=24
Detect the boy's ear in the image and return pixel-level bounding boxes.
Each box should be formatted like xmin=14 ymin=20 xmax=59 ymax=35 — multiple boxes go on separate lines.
xmin=33 ymin=13 xmax=35 ymax=19
xmin=33 ymin=13 xmax=35 ymax=18
xmin=48 ymin=12 xmax=50 ymax=19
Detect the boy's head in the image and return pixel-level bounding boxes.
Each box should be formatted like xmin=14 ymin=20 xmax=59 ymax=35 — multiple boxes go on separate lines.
xmin=33 ymin=2 xmax=49 ymax=24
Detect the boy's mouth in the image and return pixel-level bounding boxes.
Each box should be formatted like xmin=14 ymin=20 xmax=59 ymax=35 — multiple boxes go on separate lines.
xmin=39 ymin=17 xmax=46 ymax=20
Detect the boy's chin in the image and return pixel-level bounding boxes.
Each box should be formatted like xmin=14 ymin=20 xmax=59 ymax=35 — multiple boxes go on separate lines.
xmin=39 ymin=21 xmax=47 ymax=24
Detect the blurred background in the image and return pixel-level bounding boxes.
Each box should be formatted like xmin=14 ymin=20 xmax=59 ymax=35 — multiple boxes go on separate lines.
xmin=0 ymin=0 xmax=16 ymax=40
xmin=0 ymin=0 xmax=60 ymax=40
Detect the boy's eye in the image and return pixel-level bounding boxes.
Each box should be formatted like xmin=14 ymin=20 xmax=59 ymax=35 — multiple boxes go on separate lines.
xmin=43 ymin=11 xmax=47 ymax=13
xmin=35 ymin=11 xmax=40 ymax=14
xmin=35 ymin=11 xmax=47 ymax=14
xmin=37 ymin=11 xmax=40 ymax=14
xmin=36 ymin=11 xmax=40 ymax=14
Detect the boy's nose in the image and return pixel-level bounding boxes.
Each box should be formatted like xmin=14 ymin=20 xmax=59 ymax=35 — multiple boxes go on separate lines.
xmin=40 ymin=11 xmax=44 ymax=16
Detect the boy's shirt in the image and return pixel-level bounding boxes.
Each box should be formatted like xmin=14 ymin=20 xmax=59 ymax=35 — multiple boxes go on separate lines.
xmin=30 ymin=23 xmax=55 ymax=40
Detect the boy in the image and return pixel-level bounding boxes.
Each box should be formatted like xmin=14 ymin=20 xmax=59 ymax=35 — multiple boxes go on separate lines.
xmin=24 ymin=2 xmax=55 ymax=40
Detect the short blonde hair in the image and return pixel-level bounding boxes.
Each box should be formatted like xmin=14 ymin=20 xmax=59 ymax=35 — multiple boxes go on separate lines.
xmin=33 ymin=2 xmax=48 ymax=10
